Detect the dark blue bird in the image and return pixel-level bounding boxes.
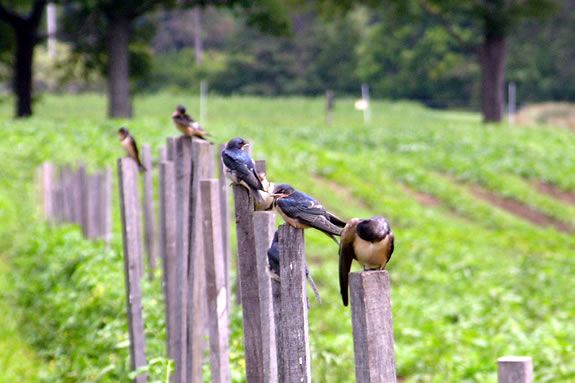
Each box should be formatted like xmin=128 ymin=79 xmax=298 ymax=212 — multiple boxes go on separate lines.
xmin=221 ymin=137 xmax=264 ymax=194
xmin=267 ymin=230 xmax=321 ymax=303
xmin=271 ymin=184 xmax=346 ymax=243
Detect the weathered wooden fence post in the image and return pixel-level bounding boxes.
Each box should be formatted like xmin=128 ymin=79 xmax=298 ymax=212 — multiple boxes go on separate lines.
xmin=41 ymin=162 xmax=55 ymax=223
xmin=166 ymin=137 xmax=176 ymax=161
xmin=253 ymin=211 xmax=278 ymax=383
xmin=325 ymin=89 xmax=335 ymax=126
xmin=233 ymin=183 xmax=265 ymax=383
xmin=350 ymin=270 xmax=396 ymax=383
xmin=93 ymin=171 xmax=104 ymax=238
xmin=79 ymin=164 xmax=89 ymax=238
xmin=142 ymin=144 xmax=157 ymax=277
xmin=217 ymin=144 xmax=232 ymax=309
xmin=64 ymin=166 xmax=75 ymax=224
xmin=59 ymin=166 xmax=72 ymax=223
xmin=72 ymin=164 xmax=85 ymax=226
xmin=117 ymin=157 xmax=147 ymax=383
xmin=53 ymin=167 xmax=64 ymax=224
xmin=186 ymin=138 xmax=213 ymax=382
xmin=272 ymin=275 xmax=282 ymax=383
xmin=102 ymin=167 xmax=113 ymax=244
xmin=159 ymin=147 xmax=167 ymax=163
xmin=201 ymin=179 xmax=230 ymax=383
xmin=498 ymin=356 xmax=533 ymax=383
xmin=278 ymin=224 xmax=310 ymax=383
xmin=159 ymin=160 xmax=177 ymax=361
xmin=174 ymin=136 xmax=193 ymax=383
xmin=87 ymin=173 xmax=101 ymax=239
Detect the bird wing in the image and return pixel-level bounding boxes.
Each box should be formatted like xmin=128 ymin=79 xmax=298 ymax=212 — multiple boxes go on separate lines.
xmin=327 ymin=211 xmax=347 ymax=228
xmin=387 ymin=231 xmax=395 ymax=265
xmin=277 ymin=194 xmax=343 ymax=237
xmin=222 ymin=150 xmax=263 ymax=191
xmin=339 ymin=220 xmax=359 ymax=306
xmin=267 ymin=231 xmax=280 ymax=276
xmin=123 ymin=136 xmax=144 ymax=170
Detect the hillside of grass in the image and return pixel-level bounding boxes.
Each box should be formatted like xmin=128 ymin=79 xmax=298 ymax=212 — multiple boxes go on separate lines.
xmin=1 ymin=94 xmax=574 ymax=382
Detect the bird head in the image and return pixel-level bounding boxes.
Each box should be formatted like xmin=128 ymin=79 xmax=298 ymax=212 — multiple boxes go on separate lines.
xmin=271 ymin=184 xmax=295 ymax=199
xmin=226 ymin=137 xmax=249 ymax=150
xmin=356 ymin=216 xmax=390 ymax=242
xmin=117 ymin=127 xmax=129 ymax=140
xmin=172 ymin=105 xmax=186 ymax=118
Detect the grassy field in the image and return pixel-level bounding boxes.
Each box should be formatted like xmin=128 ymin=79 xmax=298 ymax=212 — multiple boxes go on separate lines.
xmin=1 ymin=94 xmax=574 ymax=382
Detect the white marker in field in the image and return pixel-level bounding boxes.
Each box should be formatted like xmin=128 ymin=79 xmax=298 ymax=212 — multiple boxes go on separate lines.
xmin=355 ymin=84 xmax=371 ymax=126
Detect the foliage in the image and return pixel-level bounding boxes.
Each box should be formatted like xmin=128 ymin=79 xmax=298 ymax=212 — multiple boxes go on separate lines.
xmin=507 ymin=0 xmax=575 ymax=103
xmin=1 ymin=94 xmax=575 ymax=382
xmin=134 ymin=2 xmax=574 ymax=107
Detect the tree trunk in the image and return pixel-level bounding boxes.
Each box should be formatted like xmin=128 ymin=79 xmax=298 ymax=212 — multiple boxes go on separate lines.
xmin=479 ymin=34 xmax=507 ymax=123
xmin=192 ymin=7 xmax=203 ymax=65
xmin=13 ymin=27 xmax=35 ymax=117
xmin=106 ymin=15 xmax=132 ymax=118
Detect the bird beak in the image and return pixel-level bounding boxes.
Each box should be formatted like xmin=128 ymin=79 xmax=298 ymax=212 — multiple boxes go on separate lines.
xmin=271 ymin=193 xmax=288 ymax=199
xmin=242 ymin=143 xmax=250 ymax=149
xmin=171 ymin=111 xmax=178 ymax=117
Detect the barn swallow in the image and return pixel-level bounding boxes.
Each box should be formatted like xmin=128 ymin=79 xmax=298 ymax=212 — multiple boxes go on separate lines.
xmin=118 ymin=127 xmax=146 ymax=172
xmin=171 ymin=105 xmax=210 ymax=140
xmin=271 ymin=184 xmax=346 ymax=243
xmin=339 ymin=216 xmax=394 ymax=306
xmin=221 ymin=137 xmax=265 ymax=195
xmin=267 ymin=230 xmax=321 ymax=303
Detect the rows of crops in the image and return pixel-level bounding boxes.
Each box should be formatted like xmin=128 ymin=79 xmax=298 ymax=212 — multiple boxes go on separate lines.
xmin=0 ymin=94 xmax=574 ymax=382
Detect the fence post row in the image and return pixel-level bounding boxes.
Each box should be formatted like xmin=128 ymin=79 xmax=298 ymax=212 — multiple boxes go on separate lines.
xmin=350 ymin=270 xmax=397 ymax=383
xmin=253 ymin=211 xmax=278 ymax=383
xmin=36 ymin=141 xmax=414 ymax=383
xmin=142 ymin=144 xmax=157 ymax=277
xmin=38 ymin=163 xmax=110 ymax=243
xmin=117 ymin=157 xmax=147 ymax=383
xmin=277 ymin=224 xmax=311 ymax=383
xmin=201 ymin=179 xmax=230 ymax=383
xmin=186 ymin=139 xmax=213 ymax=382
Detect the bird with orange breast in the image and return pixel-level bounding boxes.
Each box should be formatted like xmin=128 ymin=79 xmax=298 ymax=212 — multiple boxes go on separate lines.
xmin=117 ymin=127 xmax=146 ymax=172
xmin=171 ymin=104 xmax=210 ymax=140
xmin=339 ymin=216 xmax=394 ymax=306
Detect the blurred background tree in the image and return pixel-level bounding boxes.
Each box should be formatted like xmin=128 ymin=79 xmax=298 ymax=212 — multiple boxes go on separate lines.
xmin=58 ymin=0 xmax=288 ymax=118
xmin=0 ymin=0 xmax=47 ymax=117
xmin=1 ymin=0 xmax=574 ymax=119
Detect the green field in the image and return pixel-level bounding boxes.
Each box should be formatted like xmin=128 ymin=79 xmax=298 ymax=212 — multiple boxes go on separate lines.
xmin=1 ymin=94 xmax=574 ymax=382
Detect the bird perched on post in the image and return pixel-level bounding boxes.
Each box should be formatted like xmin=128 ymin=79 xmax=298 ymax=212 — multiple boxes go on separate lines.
xmin=171 ymin=104 xmax=210 ymax=140
xmin=271 ymin=184 xmax=346 ymax=243
xmin=267 ymin=230 xmax=321 ymax=304
xmin=117 ymin=127 xmax=145 ymax=172
xmin=221 ymin=137 xmax=264 ymax=193
xmin=339 ymin=216 xmax=394 ymax=306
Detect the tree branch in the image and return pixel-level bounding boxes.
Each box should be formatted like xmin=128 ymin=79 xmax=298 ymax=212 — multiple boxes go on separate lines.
xmin=0 ymin=2 xmax=24 ymax=26
xmin=419 ymin=0 xmax=478 ymax=52
xmin=29 ymin=0 xmax=48 ymax=26
xmin=133 ymin=0 xmax=163 ymax=18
